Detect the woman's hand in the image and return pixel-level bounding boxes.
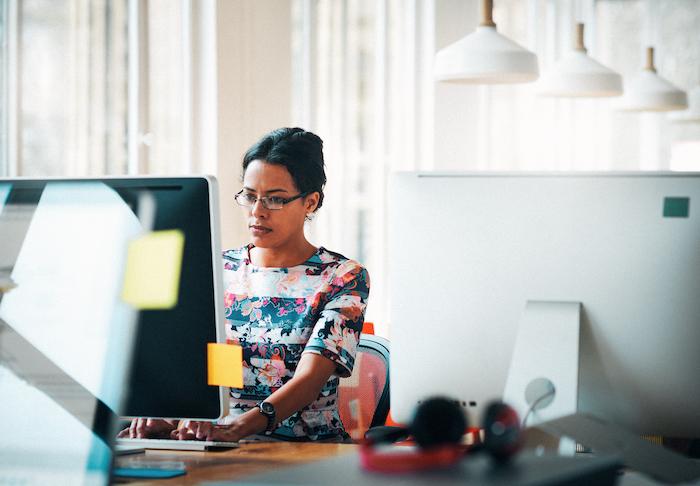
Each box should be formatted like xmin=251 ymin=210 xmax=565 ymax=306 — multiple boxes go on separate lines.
xmin=170 ymin=420 xmax=215 ymax=441
xmin=172 ymin=411 xmax=267 ymax=442
xmin=117 ymin=418 xmax=178 ymax=439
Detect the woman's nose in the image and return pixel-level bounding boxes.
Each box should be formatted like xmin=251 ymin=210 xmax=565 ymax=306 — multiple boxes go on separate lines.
xmin=251 ymin=198 xmax=268 ymax=217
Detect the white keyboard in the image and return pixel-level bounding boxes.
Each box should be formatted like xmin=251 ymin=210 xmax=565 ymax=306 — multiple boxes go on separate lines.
xmin=116 ymin=437 xmax=239 ymax=451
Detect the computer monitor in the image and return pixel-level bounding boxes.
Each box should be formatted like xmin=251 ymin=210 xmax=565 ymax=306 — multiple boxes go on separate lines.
xmin=113 ymin=176 xmax=228 ymax=420
xmin=0 ymin=179 xmax=150 ymax=483
xmin=1 ymin=176 xmax=227 ymax=422
xmin=389 ymin=172 xmax=700 ymax=438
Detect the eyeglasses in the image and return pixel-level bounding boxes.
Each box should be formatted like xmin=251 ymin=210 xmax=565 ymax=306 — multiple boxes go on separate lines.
xmin=235 ymin=190 xmax=308 ymax=210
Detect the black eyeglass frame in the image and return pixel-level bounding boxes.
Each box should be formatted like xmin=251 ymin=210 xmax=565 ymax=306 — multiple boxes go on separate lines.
xmin=235 ymin=190 xmax=309 ymax=210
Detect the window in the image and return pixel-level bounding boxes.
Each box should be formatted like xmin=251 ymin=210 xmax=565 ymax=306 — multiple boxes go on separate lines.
xmin=1 ymin=0 xmax=203 ymax=177
xmin=0 ymin=1 xmax=10 ymax=176
xmin=142 ymin=0 xmax=192 ymax=174
xmin=292 ymin=0 xmax=434 ymax=330
xmin=9 ymin=0 xmax=129 ymax=176
xmin=293 ymin=0 xmax=700 ymax=330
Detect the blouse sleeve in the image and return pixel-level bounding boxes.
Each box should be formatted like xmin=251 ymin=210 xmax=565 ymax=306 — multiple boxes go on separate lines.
xmin=302 ymin=260 xmax=370 ymax=377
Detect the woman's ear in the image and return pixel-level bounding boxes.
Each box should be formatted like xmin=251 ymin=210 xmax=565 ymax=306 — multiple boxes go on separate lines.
xmin=305 ymin=192 xmax=320 ymax=214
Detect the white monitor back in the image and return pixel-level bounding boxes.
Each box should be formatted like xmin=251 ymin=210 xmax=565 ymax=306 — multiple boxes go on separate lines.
xmin=389 ymin=172 xmax=700 ymax=437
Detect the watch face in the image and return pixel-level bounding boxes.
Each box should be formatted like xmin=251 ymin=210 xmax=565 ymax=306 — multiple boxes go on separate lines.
xmin=260 ymin=401 xmax=274 ymax=415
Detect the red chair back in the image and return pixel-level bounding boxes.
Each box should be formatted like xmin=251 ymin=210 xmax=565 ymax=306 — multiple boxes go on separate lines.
xmin=338 ymin=335 xmax=390 ymax=441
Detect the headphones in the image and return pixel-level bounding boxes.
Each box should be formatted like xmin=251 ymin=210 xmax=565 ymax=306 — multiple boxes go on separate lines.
xmin=360 ymin=397 xmax=522 ymax=473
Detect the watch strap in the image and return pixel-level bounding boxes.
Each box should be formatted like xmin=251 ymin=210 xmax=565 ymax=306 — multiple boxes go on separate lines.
xmin=257 ymin=401 xmax=276 ymax=434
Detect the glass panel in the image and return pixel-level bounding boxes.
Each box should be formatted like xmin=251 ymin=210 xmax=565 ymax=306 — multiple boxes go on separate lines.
xmin=0 ymin=181 xmax=148 ymax=483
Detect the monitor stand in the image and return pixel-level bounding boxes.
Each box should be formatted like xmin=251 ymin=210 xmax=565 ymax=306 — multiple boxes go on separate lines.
xmin=502 ymin=300 xmax=700 ymax=484
xmin=537 ymin=413 xmax=700 ymax=484
xmin=503 ymin=300 xmax=581 ymax=455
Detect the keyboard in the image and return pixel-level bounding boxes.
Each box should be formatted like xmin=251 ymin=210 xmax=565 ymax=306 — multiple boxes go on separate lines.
xmin=116 ymin=437 xmax=239 ymax=451
xmin=114 ymin=444 xmax=145 ymax=455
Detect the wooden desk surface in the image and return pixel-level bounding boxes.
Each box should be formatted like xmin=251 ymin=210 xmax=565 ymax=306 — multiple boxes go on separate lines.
xmin=113 ymin=442 xmax=358 ymax=485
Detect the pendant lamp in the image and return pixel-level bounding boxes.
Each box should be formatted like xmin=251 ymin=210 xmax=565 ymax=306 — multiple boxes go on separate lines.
xmin=669 ymin=87 xmax=700 ymax=123
xmin=434 ymin=0 xmax=538 ymax=84
xmin=616 ymin=47 xmax=688 ymax=112
xmin=537 ymin=23 xmax=622 ymax=97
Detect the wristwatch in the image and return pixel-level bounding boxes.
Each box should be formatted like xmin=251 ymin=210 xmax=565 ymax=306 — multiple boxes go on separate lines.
xmin=257 ymin=401 xmax=276 ymax=434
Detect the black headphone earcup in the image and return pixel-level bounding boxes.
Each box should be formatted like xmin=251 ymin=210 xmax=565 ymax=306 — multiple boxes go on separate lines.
xmin=482 ymin=401 xmax=522 ymax=461
xmin=411 ymin=397 xmax=468 ymax=448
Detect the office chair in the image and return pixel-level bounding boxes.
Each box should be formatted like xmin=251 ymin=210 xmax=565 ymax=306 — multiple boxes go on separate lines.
xmin=338 ymin=334 xmax=390 ymax=441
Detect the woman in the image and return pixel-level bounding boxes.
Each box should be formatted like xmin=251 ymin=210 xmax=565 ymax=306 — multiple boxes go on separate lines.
xmin=121 ymin=127 xmax=370 ymax=442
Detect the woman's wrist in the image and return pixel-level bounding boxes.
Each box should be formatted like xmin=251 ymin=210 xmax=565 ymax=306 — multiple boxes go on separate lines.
xmin=213 ymin=409 xmax=268 ymax=442
xmin=240 ymin=407 xmax=270 ymax=436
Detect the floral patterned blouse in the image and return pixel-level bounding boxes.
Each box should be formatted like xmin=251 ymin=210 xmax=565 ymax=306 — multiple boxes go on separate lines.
xmin=220 ymin=244 xmax=370 ymax=440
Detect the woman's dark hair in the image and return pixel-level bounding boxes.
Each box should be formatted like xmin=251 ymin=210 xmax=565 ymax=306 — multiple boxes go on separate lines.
xmin=242 ymin=127 xmax=326 ymax=211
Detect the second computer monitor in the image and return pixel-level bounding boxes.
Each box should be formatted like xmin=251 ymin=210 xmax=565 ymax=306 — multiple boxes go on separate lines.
xmin=389 ymin=172 xmax=700 ymax=437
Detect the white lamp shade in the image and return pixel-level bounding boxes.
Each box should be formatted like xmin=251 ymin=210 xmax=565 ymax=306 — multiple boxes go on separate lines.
xmin=434 ymin=26 xmax=539 ymax=84
xmin=617 ymin=70 xmax=688 ymax=112
xmin=669 ymin=86 xmax=700 ymax=123
xmin=537 ymin=50 xmax=623 ymax=97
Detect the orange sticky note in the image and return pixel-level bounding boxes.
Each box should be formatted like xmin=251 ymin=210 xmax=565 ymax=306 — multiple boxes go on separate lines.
xmin=207 ymin=343 xmax=243 ymax=388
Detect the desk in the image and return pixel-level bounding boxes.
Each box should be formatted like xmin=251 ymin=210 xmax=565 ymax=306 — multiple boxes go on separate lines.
xmin=113 ymin=442 xmax=356 ymax=485
xmin=113 ymin=443 xmax=628 ymax=486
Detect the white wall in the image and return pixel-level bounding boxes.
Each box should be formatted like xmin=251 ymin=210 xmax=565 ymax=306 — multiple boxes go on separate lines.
xmin=215 ymin=0 xmax=294 ymax=250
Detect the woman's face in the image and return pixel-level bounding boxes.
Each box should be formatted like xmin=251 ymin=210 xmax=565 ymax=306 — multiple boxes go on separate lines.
xmin=241 ymin=160 xmax=318 ymax=249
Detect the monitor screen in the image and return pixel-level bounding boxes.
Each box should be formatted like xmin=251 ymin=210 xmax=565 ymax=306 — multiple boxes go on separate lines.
xmin=389 ymin=172 xmax=700 ymax=438
xmin=114 ymin=176 xmax=227 ymax=420
xmin=0 ymin=179 xmax=149 ymax=483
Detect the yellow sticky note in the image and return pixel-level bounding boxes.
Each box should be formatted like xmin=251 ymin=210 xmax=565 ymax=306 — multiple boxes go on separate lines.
xmin=121 ymin=230 xmax=185 ymax=310
xmin=208 ymin=343 xmax=243 ymax=388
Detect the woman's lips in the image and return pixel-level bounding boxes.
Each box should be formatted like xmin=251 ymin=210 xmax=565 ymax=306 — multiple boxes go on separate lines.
xmin=250 ymin=225 xmax=272 ymax=236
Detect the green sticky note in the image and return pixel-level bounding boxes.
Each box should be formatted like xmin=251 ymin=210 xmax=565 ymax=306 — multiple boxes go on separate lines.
xmin=121 ymin=230 xmax=185 ymax=309
xmin=663 ymin=197 xmax=690 ymax=218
